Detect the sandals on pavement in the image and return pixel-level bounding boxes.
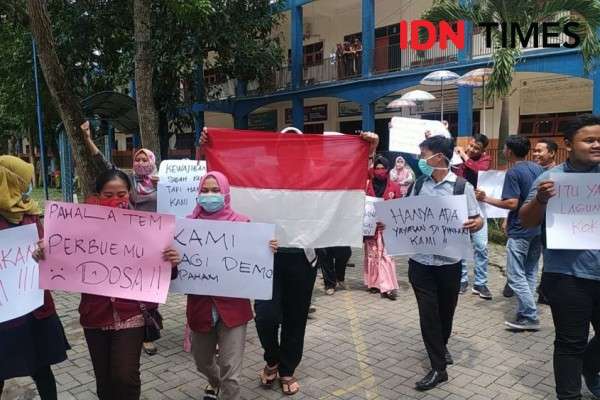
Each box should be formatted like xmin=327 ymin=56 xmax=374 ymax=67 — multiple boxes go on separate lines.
xmin=259 ymin=364 xmax=279 ymax=386
xmin=280 ymin=376 xmax=300 ymax=395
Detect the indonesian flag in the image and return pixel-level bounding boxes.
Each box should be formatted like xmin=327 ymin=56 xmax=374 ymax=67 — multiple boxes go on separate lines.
xmin=205 ymin=128 xmax=369 ymax=248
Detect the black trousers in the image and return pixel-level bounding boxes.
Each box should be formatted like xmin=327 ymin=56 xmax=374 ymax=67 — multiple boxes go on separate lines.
xmin=254 ymin=252 xmax=317 ymax=377
xmin=320 ymin=247 xmax=352 ymax=289
xmin=84 ymin=326 xmax=145 ymax=400
xmin=542 ymin=272 xmax=600 ymax=400
xmin=0 ymin=366 xmax=57 ymax=400
xmin=408 ymin=259 xmax=461 ymax=372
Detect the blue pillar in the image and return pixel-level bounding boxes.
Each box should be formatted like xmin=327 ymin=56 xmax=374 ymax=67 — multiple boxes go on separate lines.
xmin=234 ymin=113 xmax=249 ymax=130
xmin=361 ymin=0 xmax=374 ymax=77
xmin=291 ymin=4 xmax=303 ymax=89
xmin=458 ymin=0 xmax=472 ymax=62
xmin=104 ymin=123 xmax=114 ymax=161
xmin=194 ymin=112 xmax=205 ymax=146
xmin=593 ymin=68 xmax=600 ymax=115
xmin=458 ymin=86 xmax=473 ymax=137
xmin=361 ymin=102 xmax=375 ymax=132
xmin=292 ymin=96 xmax=304 ymax=131
xmin=58 ymin=129 xmax=73 ymax=202
xmin=129 ymin=79 xmax=141 ymax=149
xmin=235 ymin=80 xmax=247 ymax=97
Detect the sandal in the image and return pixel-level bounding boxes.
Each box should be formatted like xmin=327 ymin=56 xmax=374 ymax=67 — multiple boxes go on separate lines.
xmin=259 ymin=364 xmax=279 ymax=386
xmin=280 ymin=377 xmax=300 ymax=395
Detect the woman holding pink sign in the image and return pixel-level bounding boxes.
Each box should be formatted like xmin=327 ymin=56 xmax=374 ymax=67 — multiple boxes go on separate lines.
xmin=185 ymin=171 xmax=277 ymax=400
xmin=0 ymin=155 xmax=70 ymax=400
xmin=34 ymin=168 xmax=181 ymax=400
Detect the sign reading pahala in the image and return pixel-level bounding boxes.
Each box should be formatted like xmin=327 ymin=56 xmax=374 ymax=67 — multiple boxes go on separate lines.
xmin=0 ymin=224 xmax=44 ymax=323
xmin=39 ymin=202 xmax=176 ymax=303
xmin=375 ymin=195 xmax=473 ymax=259
xmin=170 ymin=218 xmax=276 ymax=300
xmin=547 ymin=173 xmax=600 ymax=250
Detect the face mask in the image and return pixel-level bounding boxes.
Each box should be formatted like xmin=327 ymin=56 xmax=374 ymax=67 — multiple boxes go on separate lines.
xmin=418 ymin=153 xmax=448 ymax=177
xmin=98 ymin=196 xmax=130 ymax=209
xmin=373 ymin=170 xmax=388 ymax=180
xmin=133 ymin=162 xmax=155 ymax=177
xmin=197 ymin=194 xmax=225 ymax=213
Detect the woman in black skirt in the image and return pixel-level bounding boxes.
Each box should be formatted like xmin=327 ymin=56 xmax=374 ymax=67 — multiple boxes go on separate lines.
xmin=0 ymin=155 xmax=70 ymax=400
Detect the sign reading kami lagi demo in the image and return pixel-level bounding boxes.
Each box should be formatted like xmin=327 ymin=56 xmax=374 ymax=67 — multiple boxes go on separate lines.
xmin=157 ymin=160 xmax=207 ymax=217
xmin=546 ymin=173 xmax=600 ymax=250
xmin=0 ymin=224 xmax=44 ymax=323
xmin=39 ymin=202 xmax=176 ymax=303
xmin=375 ymin=195 xmax=473 ymax=259
xmin=170 ymin=218 xmax=276 ymax=300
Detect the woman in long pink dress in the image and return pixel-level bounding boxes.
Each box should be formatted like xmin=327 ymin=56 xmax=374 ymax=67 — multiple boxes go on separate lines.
xmin=364 ymin=155 xmax=402 ymax=300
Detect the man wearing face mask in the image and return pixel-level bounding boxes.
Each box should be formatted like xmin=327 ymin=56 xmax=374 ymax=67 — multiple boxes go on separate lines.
xmin=403 ymin=136 xmax=484 ymax=391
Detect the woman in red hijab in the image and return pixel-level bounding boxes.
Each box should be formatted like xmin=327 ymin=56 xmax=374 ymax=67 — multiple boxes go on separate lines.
xmin=186 ymin=171 xmax=277 ymax=400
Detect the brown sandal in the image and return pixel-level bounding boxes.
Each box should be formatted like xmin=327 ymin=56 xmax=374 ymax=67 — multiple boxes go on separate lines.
xmin=280 ymin=377 xmax=300 ymax=395
xmin=259 ymin=364 xmax=279 ymax=386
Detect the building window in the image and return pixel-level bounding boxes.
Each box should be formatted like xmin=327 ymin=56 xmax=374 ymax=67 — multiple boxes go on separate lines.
xmin=287 ymin=41 xmax=324 ymax=67
xmin=519 ymin=111 xmax=591 ymax=137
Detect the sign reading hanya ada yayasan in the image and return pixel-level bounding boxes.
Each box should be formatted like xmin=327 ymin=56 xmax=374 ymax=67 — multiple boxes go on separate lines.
xmin=477 ymin=170 xmax=509 ymax=219
xmin=546 ymin=173 xmax=600 ymax=250
xmin=157 ymin=160 xmax=207 ymax=217
xmin=39 ymin=202 xmax=176 ymax=303
xmin=375 ymin=195 xmax=472 ymax=260
xmin=170 ymin=218 xmax=276 ymax=300
xmin=0 ymin=224 xmax=44 ymax=323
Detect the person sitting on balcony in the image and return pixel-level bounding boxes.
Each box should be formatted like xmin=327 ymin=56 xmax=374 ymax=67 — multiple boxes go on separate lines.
xmin=351 ymin=38 xmax=363 ymax=76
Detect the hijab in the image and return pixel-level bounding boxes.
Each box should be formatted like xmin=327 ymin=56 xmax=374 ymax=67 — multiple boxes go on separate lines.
xmin=372 ymin=155 xmax=390 ymax=198
xmin=389 ymin=156 xmax=412 ymax=183
xmin=0 ymin=155 xmax=42 ymax=224
xmin=188 ymin=171 xmax=250 ymax=222
xmin=132 ymin=148 xmax=157 ymax=195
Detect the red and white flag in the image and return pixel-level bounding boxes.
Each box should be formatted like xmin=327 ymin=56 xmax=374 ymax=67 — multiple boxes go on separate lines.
xmin=205 ymin=128 xmax=369 ymax=248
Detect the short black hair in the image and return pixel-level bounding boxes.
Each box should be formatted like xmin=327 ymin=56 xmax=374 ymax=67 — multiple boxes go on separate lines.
xmin=419 ymin=136 xmax=454 ymax=163
xmin=472 ymin=133 xmax=489 ymax=149
xmin=95 ymin=168 xmax=132 ymax=194
xmin=563 ymin=114 xmax=600 ymax=141
xmin=537 ymin=138 xmax=558 ymax=153
xmin=505 ymin=135 xmax=530 ymax=158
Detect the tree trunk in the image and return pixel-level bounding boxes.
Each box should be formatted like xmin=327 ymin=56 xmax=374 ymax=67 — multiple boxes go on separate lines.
xmin=158 ymin=112 xmax=169 ymax=161
xmin=27 ymin=127 xmax=38 ymax=187
xmin=26 ymin=0 xmax=102 ymax=197
xmin=133 ymin=0 xmax=161 ymax=163
xmin=497 ymin=96 xmax=510 ymax=167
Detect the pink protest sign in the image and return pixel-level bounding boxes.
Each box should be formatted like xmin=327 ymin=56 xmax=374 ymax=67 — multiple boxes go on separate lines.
xmin=39 ymin=201 xmax=176 ymax=303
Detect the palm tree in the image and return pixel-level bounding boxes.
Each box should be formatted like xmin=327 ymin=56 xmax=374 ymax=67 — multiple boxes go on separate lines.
xmin=421 ymin=0 xmax=600 ymax=163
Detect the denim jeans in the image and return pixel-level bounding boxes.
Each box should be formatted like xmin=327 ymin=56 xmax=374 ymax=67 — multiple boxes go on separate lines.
xmin=506 ymin=236 xmax=542 ymax=321
xmin=542 ymin=273 xmax=600 ymax=400
xmin=461 ymin=218 xmax=489 ymax=286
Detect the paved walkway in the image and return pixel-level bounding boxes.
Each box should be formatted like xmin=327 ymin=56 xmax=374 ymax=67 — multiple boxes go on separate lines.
xmin=4 ymin=244 xmax=596 ymax=400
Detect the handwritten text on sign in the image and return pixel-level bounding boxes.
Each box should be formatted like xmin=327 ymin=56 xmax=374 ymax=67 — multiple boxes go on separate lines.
xmin=546 ymin=173 xmax=600 ymax=250
xmin=157 ymin=160 xmax=207 ymax=217
xmin=363 ymin=196 xmax=383 ymax=236
xmin=375 ymin=195 xmax=473 ymax=259
xmin=0 ymin=224 xmax=44 ymax=323
xmin=39 ymin=202 xmax=176 ymax=303
xmin=477 ymin=170 xmax=509 ymax=219
xmin=170 ymin=218 xmax=276 ymax=300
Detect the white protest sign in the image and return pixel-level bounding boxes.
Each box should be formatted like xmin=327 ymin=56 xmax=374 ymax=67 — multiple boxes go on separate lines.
xmin=170 ymin=218 xmax=276 ymax=300
xmin=478 ymin=170 xmax=509 ymax=219
xmin=546 ymin=173 xmax=600 ymax=250
xmin=375 ymin=194 xmax=473 ymax=259
xmin=0 ymin=224 xmax=44 ymax=323
xmin=389 ymin=117 xmax=450 ymax=155
xmin=157 ymin=160 xmax=207 ymax=217
xmin=363 ymin=196 xmax=383 ymax=236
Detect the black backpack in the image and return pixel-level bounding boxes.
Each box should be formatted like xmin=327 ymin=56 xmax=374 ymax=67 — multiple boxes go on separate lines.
xmin=406 ymin=175 xmax=467 ymax=197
